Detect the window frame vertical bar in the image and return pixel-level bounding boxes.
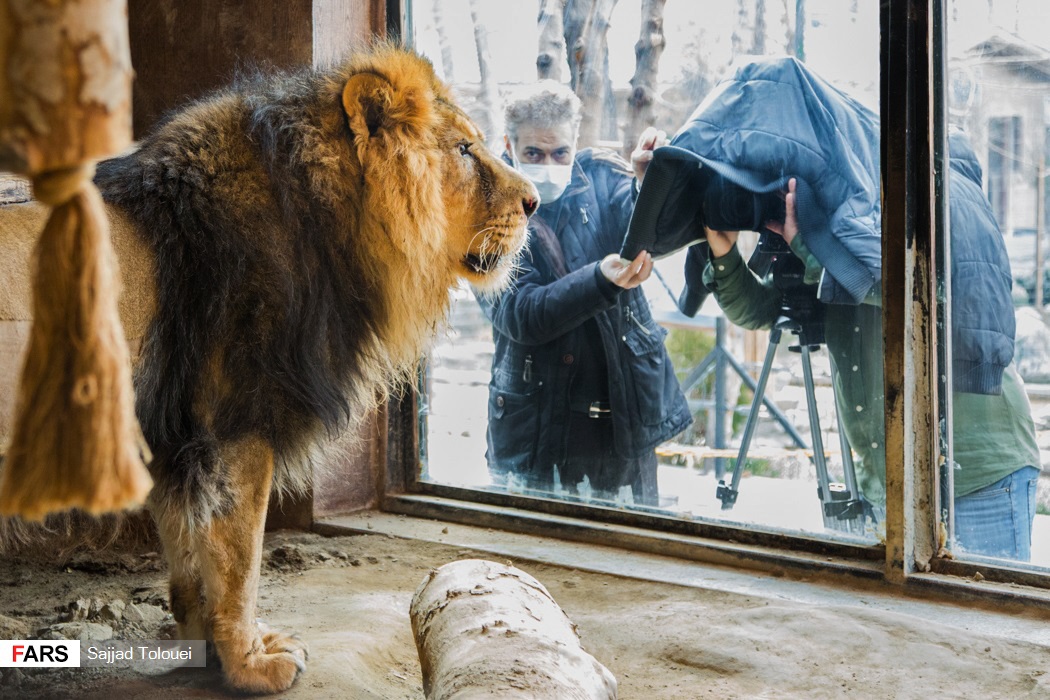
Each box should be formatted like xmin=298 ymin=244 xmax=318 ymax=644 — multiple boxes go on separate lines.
xmin=881 ymin=0 xmax=941 ymax=583
xmin=931 ymin=0 xmax=953 ymax=546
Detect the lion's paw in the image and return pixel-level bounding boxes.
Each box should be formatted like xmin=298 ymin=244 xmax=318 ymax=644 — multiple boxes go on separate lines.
xmin=258 ymin=621 xmax=309 ymax=661
xmin=220 ymin=624 xmax=308 ymax=694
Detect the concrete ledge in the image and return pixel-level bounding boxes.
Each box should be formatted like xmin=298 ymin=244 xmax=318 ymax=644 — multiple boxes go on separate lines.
xmin=317 ymin=507 xmax=1050 ymax=647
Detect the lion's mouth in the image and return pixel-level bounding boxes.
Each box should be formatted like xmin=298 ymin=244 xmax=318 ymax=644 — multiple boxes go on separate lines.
xmin=464 ymin=252 xmax=501 ymax=275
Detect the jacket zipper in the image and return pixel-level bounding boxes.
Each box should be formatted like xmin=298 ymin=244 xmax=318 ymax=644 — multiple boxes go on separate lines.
xmin=625 ymin=305 xmax=652 ymax=336
xmin=523 ymin=355 xmax=533 ymax=382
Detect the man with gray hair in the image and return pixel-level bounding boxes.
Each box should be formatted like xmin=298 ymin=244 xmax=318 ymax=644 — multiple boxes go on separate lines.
xmin=477 ymin=80 xmax=692 ymax=506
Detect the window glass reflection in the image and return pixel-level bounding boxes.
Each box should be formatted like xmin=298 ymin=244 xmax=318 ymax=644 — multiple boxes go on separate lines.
xmin=945 ymin=0 xmax=1050 ymax=567
xmin=415 ymin=0 xmax=882 ymax=542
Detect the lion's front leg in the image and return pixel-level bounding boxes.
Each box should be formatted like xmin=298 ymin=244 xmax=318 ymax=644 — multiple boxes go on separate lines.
xmin=196 ymin=437 xmax=308 ymax=694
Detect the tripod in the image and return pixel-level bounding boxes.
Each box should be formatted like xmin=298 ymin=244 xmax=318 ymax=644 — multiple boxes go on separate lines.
xmin=714 ymin=312 xmax=868 ymax=533
xmin=678 ymin=315 xmax=808 ymax=478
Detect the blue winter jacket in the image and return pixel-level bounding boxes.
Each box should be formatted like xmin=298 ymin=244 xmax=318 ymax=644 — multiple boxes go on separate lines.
xmin=677 ymin=57 xmax=1014 ymax=393
xmin=477 ymin=149 xmax=692 ymax=480
xmin=946 ymin=129 xmax=1016 ymax=394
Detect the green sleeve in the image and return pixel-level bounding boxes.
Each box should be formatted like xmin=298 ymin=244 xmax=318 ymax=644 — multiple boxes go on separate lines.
xmin=702 ymin=246 xmax=783 ymax=330
xmin=790 ymin=234 xmax=882 ymax=307
xmin=788 ymin=235 xmax=824 ymax=287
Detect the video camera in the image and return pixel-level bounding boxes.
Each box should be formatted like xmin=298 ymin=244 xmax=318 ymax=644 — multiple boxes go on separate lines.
xmin=705 ymin=173 xmax=825 ymax=345
xmin=702 ymin=172 xmax=785 ymax=235
xmin=621 ymin=149 xmax=823 ymax=341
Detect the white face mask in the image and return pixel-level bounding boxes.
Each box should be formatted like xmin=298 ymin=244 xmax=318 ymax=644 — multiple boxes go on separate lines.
xmin=518 ymin=163 xmax=573 ymax=204
xmin=510 ymin=143 xmax=573 ymax=204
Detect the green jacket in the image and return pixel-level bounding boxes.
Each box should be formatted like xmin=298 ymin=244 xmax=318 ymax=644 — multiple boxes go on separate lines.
xmin=703 ymin=243 xmax=1039 ymax=503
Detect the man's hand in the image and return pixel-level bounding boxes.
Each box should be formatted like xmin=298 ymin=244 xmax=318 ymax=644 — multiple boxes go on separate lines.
xmin=600 ymin=250 xmax=653 ymax=289
xmin=630 ymin=126 xmax=669 ymax=184
xmin=705 ymin=227 xmax=739 ymax=259
xmin=763 ymin=177 xmax=798 ymax=245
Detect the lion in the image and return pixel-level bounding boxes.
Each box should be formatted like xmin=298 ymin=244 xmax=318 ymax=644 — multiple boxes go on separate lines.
xmin=0 ymin=46 xmax=536 ymax=693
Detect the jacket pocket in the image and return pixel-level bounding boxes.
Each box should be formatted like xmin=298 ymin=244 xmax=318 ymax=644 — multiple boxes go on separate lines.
xmin=487 ymin=384 xmax=540 ymax=472
xmin=623 ymin=323 xmax=670 ymax=427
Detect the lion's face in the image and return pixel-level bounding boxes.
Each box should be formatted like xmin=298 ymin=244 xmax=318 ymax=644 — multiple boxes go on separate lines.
xmin=435 ymin=105 xmax=537 ymax=292
xmin=340 ymin=53 xmax=535 ymax=293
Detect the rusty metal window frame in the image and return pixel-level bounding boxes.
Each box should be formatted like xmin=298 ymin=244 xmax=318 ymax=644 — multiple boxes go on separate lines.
xmin=380 ymin=0 xmax=1050 ymax=602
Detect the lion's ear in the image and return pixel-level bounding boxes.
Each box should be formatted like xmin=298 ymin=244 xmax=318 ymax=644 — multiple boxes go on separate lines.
xmin=342 ymin=72 xmax=393 ymax=138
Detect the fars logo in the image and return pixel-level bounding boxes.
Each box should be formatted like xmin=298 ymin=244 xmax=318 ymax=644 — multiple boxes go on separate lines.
xmin=0 ymin=641 xmax=81 ymax=667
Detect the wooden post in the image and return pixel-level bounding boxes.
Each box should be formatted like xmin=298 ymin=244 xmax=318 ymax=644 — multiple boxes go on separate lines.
xmin=0 ymin=0 xmax=151 ymax=519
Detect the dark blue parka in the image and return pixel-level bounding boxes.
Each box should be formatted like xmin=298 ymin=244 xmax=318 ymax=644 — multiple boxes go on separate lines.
xmin=477 ymin=149 xmax=692 ymax=481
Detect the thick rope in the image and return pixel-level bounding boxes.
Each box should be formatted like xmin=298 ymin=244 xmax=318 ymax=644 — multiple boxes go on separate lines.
xmin=31 ymin=165 xmax=96 ymax=207
xmin=0 ymin=168 xmax=152 ymax=519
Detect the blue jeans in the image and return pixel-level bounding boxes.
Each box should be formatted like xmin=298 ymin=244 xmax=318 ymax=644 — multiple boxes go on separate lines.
xmin=954 ymin=465 xmax=1040 ymax=561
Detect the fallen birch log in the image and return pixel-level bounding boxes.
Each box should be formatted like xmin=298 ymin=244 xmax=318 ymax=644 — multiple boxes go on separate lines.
xmin=410 ymin=559 xmax=617 ymax=699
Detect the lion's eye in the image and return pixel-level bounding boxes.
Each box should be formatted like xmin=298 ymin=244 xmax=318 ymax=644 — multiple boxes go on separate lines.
xmin=458 ymin=142 xmax=471 ymax=156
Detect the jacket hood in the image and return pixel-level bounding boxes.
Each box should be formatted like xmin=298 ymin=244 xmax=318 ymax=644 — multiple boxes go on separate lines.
xmin=948 ymin=128 xmax=984 ymax=185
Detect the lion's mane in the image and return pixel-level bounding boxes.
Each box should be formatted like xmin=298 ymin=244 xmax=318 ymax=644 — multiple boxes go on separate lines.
xmin=94 ymin=48 xmax=460 ymax=518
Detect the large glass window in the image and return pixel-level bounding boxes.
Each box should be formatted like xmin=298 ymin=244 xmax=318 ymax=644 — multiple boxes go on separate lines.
xmin=944 ymin=0 xmax=1050 ymax=569
xmin=411 ymin=0 xmax=886 ymax=546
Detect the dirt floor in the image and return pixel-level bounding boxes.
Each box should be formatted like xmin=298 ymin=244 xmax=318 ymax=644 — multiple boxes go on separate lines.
xmin=2 ymin=526 xmax=1050 ymax=699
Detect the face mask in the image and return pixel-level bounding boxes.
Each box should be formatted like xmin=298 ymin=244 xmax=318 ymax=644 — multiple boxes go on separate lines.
xmin=518 ymin=163 xmax=573 ymax=204
xmin=509 ymin=143 xmax=573 ymax=204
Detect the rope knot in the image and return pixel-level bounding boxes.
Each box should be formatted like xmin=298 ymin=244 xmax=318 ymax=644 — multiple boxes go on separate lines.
xmin=31 ymin=165 xmax=96 ymax=207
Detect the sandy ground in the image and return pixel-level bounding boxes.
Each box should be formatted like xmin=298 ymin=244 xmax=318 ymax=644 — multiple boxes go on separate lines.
xmin=2 ymin=528 xmax=1050 ymax=699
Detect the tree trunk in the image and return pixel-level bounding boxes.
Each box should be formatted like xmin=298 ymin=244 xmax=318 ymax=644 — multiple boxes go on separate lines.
xmin=410 ymin=559 xmax=618 ymax=700
xmin=731 ymin=0 xmax=750 ymax=60
xmin=779 ymin=0 xmax=795 ymax=55
xmin=537 ymin=0 xmax=567 ymax=80
xmin=563 ymin=0 xmax=586 ymax=92
xmin=467 ymin=0 xmax=501 ymax=148
xmin=431 ymin=0 xmax=456 ymax=82
xmin=564 ymin=0 xmax=619 ymax=148
xmin=795 ymin=0 xmax=806 ymax=60
xmin=753 ymin=0 xmax=767 ymax=55
xmin=623 ymin=0 xmax=666 ymax=159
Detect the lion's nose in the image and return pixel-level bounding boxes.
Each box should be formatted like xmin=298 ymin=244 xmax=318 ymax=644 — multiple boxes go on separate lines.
xmin=523 ymin=197 xmax=538 ymax=218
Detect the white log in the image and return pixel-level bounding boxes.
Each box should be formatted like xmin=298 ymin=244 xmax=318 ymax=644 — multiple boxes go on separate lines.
xmin=410 ymin=559 xmax=617 ymax=700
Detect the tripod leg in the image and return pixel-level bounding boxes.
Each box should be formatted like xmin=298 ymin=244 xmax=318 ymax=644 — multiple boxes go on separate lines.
xmin=714 ymin=320 xmax=728 ymax=479
xmin=798 ymin=342 xmax=837 ymax=530
xmin=805 ymin=349 xmax=868 ymax=533
xmin=718 ymin=328 xmax=782 ymax=509
xmin=723 ymin=352 xmax=808 ymax=449
xmin=828 ymin=360 xmax=867 ymax=533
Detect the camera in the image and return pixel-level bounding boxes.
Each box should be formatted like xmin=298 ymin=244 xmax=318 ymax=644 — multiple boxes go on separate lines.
xmin=701 ymin=173 xmax=826 ymax=345
xmin=702 ymin=173 xmax=786 ymax=234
